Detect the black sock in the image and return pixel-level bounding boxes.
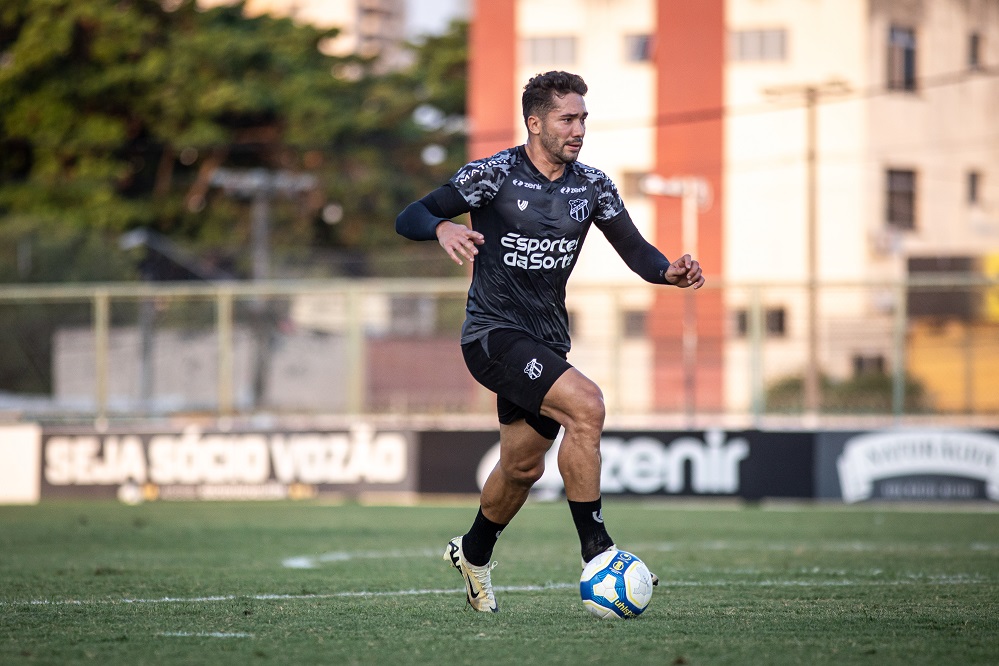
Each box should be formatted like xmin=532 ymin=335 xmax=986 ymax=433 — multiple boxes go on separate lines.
xmin=461 ymin=508 xmax=507 ymax=566
xmin=568 ymin=497 xmax=615 ymax=563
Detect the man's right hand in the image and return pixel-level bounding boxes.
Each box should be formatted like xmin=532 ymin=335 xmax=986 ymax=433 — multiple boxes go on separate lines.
xmin=437 ymin=221 xmax=485 ymax=266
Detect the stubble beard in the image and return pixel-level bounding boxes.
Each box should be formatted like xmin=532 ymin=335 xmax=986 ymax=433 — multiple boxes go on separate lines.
xmin=541 ymin=128 xmax=581 ymax=165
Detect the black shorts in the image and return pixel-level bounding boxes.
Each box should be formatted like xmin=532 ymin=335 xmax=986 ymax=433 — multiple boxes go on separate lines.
xmin=461 ymin=328 xmax=572 ymax=440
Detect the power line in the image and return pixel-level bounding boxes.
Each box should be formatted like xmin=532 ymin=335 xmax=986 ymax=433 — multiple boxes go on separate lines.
xmin=471 ymin=65 xmax=999 ymax=142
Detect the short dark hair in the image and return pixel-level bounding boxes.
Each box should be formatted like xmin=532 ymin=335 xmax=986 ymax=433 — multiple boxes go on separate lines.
xmin=522 ymin=71 xmax=588 ymax=127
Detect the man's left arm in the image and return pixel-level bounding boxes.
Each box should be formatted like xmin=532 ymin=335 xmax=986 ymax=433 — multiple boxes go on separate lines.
xmin=598 ymin=211 xmax=705 ymax=289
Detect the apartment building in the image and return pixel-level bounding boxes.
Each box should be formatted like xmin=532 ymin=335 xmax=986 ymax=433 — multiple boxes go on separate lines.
xmin=467 ymin=0 xmax=999 ymax=415
xmin=197 ymin=0 xmax=467 ymax=69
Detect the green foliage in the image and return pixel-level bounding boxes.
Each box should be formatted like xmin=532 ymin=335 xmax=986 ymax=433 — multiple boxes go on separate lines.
xmin=765 ymin=372 xmax=929 ymax=414
xmin=0 ymin=0 xmax=469 ymax=282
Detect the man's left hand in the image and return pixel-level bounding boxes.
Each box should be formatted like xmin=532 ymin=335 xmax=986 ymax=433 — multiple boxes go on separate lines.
xmin=665 ymin=254 xmax=704 ymax=289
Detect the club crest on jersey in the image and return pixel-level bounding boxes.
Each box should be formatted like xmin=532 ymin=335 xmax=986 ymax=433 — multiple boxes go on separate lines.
xmin=568 ymin=198 xmax=588 ymax=222
xmin=517 ymin=199 xmax=529 ymax=211
xmin=524 ymin=358 xmax=543 ymax=380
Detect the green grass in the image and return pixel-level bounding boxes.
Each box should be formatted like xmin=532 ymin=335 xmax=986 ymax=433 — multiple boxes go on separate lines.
xmin=1 ymin=499 xmax=997 ymax=665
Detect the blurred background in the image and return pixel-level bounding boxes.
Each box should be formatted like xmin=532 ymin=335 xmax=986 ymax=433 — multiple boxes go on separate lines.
xmin=1 ymin=0 xmax=997 ymax=430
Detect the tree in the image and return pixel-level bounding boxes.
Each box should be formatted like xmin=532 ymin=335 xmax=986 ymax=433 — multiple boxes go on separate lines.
xmin=313 ymin=19 xmax=469 ymax=277
xmin=0 ymin=1 xmax=469 ymax=398
xmin=0 ymin=0 xmax=469 ymax=282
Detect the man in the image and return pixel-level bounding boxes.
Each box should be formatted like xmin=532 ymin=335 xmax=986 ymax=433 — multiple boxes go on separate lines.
xmin=396 ymin=71 xmax=704 ymax=613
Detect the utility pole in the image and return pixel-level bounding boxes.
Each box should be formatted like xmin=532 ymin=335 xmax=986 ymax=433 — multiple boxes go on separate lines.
xmin=764 ymin=80 xmax=850 ymax=417
xmin=640 ymin=174 xmax=711 ymax=425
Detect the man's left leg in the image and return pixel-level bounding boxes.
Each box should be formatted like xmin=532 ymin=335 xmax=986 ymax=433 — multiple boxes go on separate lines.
xmin=539 ymin=368 xmax=615 ymax=563
xmin=540 ymin=368 xmax=659 ymax=585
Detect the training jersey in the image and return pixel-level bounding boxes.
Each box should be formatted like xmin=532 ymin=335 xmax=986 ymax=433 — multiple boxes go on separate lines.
xmin=448 ymin=145 xmax=628 ymax=353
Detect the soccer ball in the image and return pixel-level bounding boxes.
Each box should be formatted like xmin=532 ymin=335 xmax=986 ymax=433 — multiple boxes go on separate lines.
xmin=579 ymin=549 xmax=654 ymax=619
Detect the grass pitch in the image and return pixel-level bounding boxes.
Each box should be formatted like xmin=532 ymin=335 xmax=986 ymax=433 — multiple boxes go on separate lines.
xmin=1 ymin=498 xmax=997 ymax=665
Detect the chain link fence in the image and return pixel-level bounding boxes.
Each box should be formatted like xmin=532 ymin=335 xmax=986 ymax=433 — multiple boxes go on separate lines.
xmin=1 ymin=277 xmax=996 ymax=427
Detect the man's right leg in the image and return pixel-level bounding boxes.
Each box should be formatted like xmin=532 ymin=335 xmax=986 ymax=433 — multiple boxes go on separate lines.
xmin=449 ymin=330 xmax=567 ymax=611
xmin=480 ymin=419 xmax=555 ymax=526
xmin=445 ymin=419 xmax=554 ymax=612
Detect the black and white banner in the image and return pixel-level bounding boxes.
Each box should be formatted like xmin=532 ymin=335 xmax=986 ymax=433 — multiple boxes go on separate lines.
xmin=35 ymin=425 xmax=416 ymax=502
xmin=1 ymin=424 xmax=996 ymax=504
xmin=419 ymin=429 xmax=814 ymax=499
xmin=816 ymin=430 xmax=999 ymax=502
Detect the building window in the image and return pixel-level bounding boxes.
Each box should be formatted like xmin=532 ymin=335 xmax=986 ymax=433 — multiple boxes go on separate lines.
xmin=624 ymin=34 xmax=652 ymax=62
xmin=907 ymin=256 xmax=976 ymax=319
xmin=852 ymin=354 xmax=886 ymax=377
xmin=522 ymin=37 xmax=576 ymax=66
xmin=622 ymin=310 xmax=647 ymax=338
xmin=734 ymin=307 xmax=787 ymax=337
xmin=729 ymin=29 xmax=787 ymax=62
xmin=887 ymin=26 xmax=917 ymax=91
xmin=968 ymin=171 xmax=981 ymax=205
xmin=765 ymin=308 xmax=786 ymax=336
xmin=969 ymin=32 xmax=982 ymax=70
xmin=886 ymin=169 xmax=916 ymax=230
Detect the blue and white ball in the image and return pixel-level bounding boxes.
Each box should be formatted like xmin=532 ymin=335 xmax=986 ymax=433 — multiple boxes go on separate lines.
xmin=579 ymin=549 xmax=655 ymax=619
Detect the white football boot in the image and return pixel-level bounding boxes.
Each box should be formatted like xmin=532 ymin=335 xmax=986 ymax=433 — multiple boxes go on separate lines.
xmin=444 ymin=536 xmax=499 ymax=613
xmin=583 ymin=545 xmax=660 ymax=587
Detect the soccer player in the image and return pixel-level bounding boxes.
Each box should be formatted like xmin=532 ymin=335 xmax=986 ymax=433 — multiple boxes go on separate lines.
xmin=396 ymin=70 xmax=704 ymax=612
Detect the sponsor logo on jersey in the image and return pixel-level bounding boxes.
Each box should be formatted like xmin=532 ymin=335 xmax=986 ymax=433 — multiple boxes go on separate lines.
xmin=512 ymin=178 xmax=543 ymax=190
xmin=500 ymin=232 xmax=578 ymax=270
xmin=561 ymin=185 xmax=587 ymax=194
xmin=524 ymin=358 xmax=543 ymax=380
xmin=517 ymin=199 xmax=529 ymax=211
xmin=568 ymin=198 xmax=589 ymax=222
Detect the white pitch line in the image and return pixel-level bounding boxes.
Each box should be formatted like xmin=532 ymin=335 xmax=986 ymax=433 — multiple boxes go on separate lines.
xmin=2 ymin=576 xmax=991 ymax=609
xmin=0 ymin=583 xmax=573 ymax=608
xmin=158 ymin=632 xmax=253 ymax=639
xmin=282 ymin=548 xmax=440 ymax=569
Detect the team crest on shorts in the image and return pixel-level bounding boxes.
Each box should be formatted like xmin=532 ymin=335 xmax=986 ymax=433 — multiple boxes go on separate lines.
xmin=568 ymin=198 xmax=588 ymax=222
xmin=524 ymin=358 xmax=543 ymax=380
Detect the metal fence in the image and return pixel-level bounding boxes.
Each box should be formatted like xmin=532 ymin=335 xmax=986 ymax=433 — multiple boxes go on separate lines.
xmin=1 ymin=277 xmax=996 ymax=428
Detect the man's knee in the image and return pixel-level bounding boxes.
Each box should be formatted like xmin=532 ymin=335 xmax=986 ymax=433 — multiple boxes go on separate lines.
xmin=544 ymin=370 xmax=606 ymax=432
xmin=501 ymin=456 xmax=546 ymax=487
xmin=568 ymin=380 xmax=605 ymax=433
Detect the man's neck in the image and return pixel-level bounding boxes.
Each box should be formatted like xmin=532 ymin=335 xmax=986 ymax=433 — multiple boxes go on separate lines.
xmin=523 ymin=141 xmax=566 ymax=181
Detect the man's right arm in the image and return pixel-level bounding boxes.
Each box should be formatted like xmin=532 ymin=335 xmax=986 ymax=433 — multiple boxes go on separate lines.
xmin=396 ymin=184 xmax=483 ymax=266
xmin=395 ymin=184 xmax=471 ymax=241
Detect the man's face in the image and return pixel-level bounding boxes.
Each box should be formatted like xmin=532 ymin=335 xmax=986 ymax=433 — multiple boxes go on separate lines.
xmin=537 ymin=92 xmax=587 ymax=165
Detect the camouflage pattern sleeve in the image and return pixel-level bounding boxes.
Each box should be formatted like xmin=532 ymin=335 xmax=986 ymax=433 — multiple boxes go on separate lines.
xmin=449 ymin=148 xmax=518 ymax=209
xmin=577 ymin=164 xmax=626 ymax=224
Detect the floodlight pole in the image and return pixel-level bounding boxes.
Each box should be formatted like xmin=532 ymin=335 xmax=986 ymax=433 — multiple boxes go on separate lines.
xmin=209 ymin=168 xmax=318 ymax=406
xmin=640 ymin=175 xmax=710 ymax=425
xmin=210 ymin=168 xmax=318 ymax=280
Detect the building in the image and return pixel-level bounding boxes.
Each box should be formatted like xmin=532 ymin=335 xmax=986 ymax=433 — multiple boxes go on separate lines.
xmin=467 ymin=0 xmax=999 ymax=417
xmin=197 ymin=0 xmax=468 ymax=70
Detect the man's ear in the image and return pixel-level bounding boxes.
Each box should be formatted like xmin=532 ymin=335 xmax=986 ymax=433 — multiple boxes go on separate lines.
xmin=526 ymin=115 xmax=542 ymax=136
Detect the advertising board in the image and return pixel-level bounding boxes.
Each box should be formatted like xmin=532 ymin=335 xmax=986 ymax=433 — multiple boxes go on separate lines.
xmin=2 ymin=424 xmax=995 ymax=504
xmin=37 ymin=425 xmax=416 ymax=502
